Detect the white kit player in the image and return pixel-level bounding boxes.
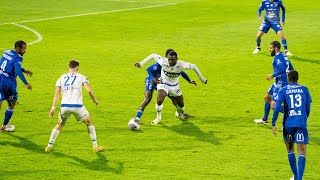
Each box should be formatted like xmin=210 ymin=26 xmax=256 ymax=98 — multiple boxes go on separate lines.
xmin=45 ymin=60 xmax=104 ymax=153
xmin=135 ymin=50 xmax=207 ymax=124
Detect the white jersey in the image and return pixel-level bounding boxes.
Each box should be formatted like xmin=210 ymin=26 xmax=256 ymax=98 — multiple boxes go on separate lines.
xmin=157 ymin=57 xmax=193 ymax=85
xmin=56 ymin=72 xmax=88 ymax=106
xmin=139 ymin=53 xmax=206 ymax=85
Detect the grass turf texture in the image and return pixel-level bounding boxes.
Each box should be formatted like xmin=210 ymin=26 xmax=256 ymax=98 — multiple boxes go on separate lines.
xmin=0 ymin=0 xmax=319 ymax=179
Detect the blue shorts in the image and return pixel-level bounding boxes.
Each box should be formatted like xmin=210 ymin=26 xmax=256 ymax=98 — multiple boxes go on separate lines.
xmin=259 ymin=20 xmax=283 ymax=33
xmin=0 ymin=76 xmax=18 ymax=102
xmin=144 ymin=78 xmax=157 ymax=92
xmin=267 ymin=84 xmax=281 ymax=101
xmin=283 ymin=127 xmax=309 ymax=144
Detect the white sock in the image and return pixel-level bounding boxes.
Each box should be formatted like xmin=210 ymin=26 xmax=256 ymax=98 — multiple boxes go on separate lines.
xmin=155 ymin=104 xmax=163 ymax=119
xmin=87 ymin=125 xmax=98 ymax=148
xmin=48 ymin=129 xmax=60 ymax=147
xmin=176 ymin=105 xmax=185 ymax=114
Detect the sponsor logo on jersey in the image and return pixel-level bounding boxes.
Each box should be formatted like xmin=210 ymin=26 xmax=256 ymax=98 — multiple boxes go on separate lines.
xmin=289 ymin=110 xmax=302 ymax=116
xmin=163 ymin=70 xmax=180 ymax=77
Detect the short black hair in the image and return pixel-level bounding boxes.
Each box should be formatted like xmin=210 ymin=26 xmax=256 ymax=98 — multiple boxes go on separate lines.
xmin=15 ymin=40 xmax=26 ymax=48
xmin=270 ymin=41 xmax=281 ymax=49
xmin=69 ymin=60 xmax=79 ymax=68
xmin=288 ymin=70 xmax=298 ymax=83
xmin=165 ymin=49 xmax=175 ymax=56
xmin=167 ymin=51 xmax=177 ymax=57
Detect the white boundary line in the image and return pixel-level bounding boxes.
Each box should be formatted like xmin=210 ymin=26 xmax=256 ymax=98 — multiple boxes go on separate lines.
xmin=11 ymin=23 xmax=43 ymax=46
xmin=0 ymin=2 xmax=177 ymax=49
xmin=0 ymin=2 xmax=177 ymax=25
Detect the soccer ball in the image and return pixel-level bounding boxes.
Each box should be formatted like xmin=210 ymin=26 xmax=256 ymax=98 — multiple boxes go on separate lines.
xmin=128 ymin=118 xmax=140 ymax=130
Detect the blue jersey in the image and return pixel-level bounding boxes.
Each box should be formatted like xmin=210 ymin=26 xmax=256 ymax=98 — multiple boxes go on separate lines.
xmin=272 ymin=83 xmax=312 ymax=128
xmin=258 ymin=0 xmax=286 ymax=23
xmin=146 ymin=62 xmax=162 ymax=81
xmin=272 ymin=52 xmax=293 ymax=88
xmin=0 ymin=50 xmax=28 ymax=85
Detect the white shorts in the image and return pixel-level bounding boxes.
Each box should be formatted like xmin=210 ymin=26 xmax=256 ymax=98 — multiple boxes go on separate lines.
xmin=157 ymin=83 xmax=182 ymax=97
xmin=59 ymin=106 xmax=89 ymax=122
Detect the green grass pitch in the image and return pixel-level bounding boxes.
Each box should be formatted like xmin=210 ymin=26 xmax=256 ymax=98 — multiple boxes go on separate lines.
xmin=0 ymin=0 xmax=319 ymax=179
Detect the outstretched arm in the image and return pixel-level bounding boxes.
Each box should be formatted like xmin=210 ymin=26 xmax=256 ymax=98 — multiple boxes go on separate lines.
xmin=49 ymin=87 xmax=61 ymax=118
xmin=135 ymin=54 xmax=163 ymax=68
xmin=190 ymin=64 xmax=207 ymax=84
xmin=84 ymin=82 xmax=99 ymax=105
xmin=181 ymin=71 xmax=196 ymax=85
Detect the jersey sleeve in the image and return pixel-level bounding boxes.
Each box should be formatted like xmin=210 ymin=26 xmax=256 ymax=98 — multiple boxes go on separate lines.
xmin=146 ymin=63 xmax=159 ymax=80
xmin=272 ymin=88 xmax=285 ymax=126
xmin=55 ymin=76 xmax=62 ymax=87
xmin=179 ymin=60 xmax=192 ymax=69
xmin=13 ymin=59 xmax=28 ymax=85
xmin=305 ymin=87 xmax=312 ymax=117
xmin=289 ymin=61 xmax=294 ymax=71
xmin=82 ymin=75 xmax=89 ymax=85
xmin=258 ymin=1 xmax=265 ymax=17
xmin=139 ymin=54 xmax=163 ymax=67
xmin=279 ymin=0 xmax=286 ymax=22
xmin=180 ymin=71 xmax=191 ymax=83
xmin=272 ymin=56 xmax=288 ymax=77
xmin=188 ymin=62 xmax=207 ymax=84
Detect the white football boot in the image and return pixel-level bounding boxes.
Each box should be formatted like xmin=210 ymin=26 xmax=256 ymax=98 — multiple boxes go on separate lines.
xmin=252 ymin=47 xmax=261 ymax=54
xmin=151 ymin=118 xmax=161 ymax=124
xmin=285 ymin=50 xmax=293 ymax=56
xmin=253 ymin=118 xmax=268 ymax=125
xmin=0 ymin=125 xmax=15 ymax=132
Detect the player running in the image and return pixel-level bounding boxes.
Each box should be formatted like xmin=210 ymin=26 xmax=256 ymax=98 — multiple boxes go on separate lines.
xmin=45 ymin=60 xmax=104 ymax=153
xmin=254 ymin=41 xmax=293 ymax=125
xmin=130 ymin=49 xmax=196 ymax=128
xmin=0 ymin=40 xmax=32 ymax=132
xmin=253 ymin=0 xmax=293 ymax=56
xmin=272 ymin=70 xmax=312 ymax=180
xmin=135 ymin=50 xmax=207 ymax=125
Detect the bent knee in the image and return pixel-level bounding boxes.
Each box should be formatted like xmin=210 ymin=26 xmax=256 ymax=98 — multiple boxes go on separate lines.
xmin=264 ymin=95 xmax=271 ymax=103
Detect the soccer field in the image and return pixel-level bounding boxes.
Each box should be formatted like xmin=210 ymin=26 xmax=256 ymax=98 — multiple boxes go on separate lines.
xmin=0 ymin=0 xmax=319 ymax=179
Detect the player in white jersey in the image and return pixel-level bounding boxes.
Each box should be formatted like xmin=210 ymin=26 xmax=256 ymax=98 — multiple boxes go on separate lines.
xmin=135 ymin=51 xmax=207 ymax=124
xmin=45 ymin=60 xmax=104 ymax=153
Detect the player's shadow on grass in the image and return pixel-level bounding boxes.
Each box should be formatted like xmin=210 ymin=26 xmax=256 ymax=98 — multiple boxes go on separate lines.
xmin=259 ymin=53 xmax=320 ymax=64
xmin=0 ymin=133 xmax=123 ymax=174
xmin=290 ymin=56 xmax=320 ymax=64
xmin=160 ymin=121 xmax=221 ymax=145
xmin=68 ymin=153 xmax=123 ymax=174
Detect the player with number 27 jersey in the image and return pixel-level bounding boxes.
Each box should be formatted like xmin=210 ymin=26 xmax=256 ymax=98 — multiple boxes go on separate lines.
xmin=56 ymin=72 xmax=88 ymax=107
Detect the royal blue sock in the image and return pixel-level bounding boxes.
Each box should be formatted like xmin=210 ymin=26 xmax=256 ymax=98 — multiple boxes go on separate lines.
xmin=256 ymin=38 xmax=261 ymax=48
xmin=298 ymin=155 xmax=306 ymax=180
xmin=135 ymin=109 xmax=143 ymax=119
xmin=281 ymin=39 xmax=288 ymax=51
xmin=3 ymin=109 xmax=14 ymax=126
xmin=279 ymin=106 xmax=284 ymax=113
xmin=262 ymin=102 xmax=270 ymax=120
xmin=288 ymin=152 xmax=298 ymax=178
